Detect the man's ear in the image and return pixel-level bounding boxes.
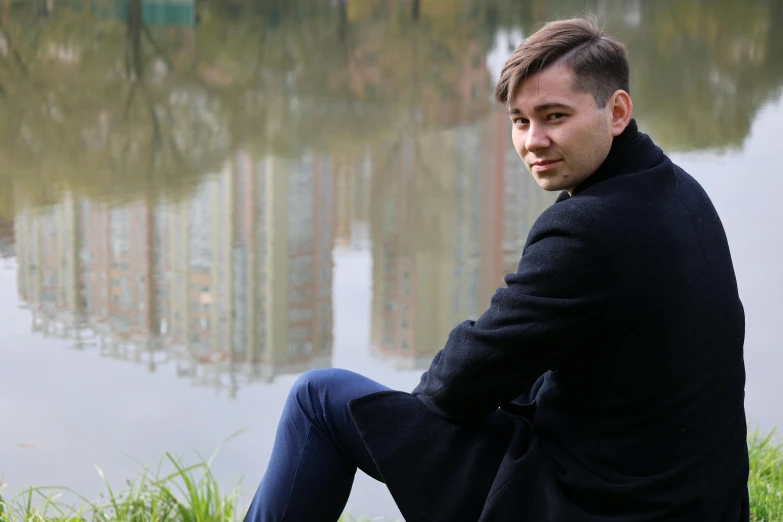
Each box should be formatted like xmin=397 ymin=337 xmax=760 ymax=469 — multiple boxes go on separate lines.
xmin=608 ymin=90 xmax=633 ymax=137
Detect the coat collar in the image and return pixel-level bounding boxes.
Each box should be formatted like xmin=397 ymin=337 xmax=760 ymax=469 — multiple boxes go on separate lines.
xmin=555 ymin=119 xmax=663 ymax=203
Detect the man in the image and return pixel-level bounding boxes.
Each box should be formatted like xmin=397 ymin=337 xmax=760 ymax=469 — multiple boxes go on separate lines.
xmin=244 ymin=17 xmax=748 ymax=522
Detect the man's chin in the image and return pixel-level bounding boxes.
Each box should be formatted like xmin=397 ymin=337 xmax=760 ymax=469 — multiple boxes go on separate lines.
xmin=531 ymin=173 xmax=580 ymax=193
xmin=534 ymin=178 xmax=568 ymax=192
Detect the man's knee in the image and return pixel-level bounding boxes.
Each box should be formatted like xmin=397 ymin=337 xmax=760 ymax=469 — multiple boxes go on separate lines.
xmin=293 ymin=368 xmax=355 ymax=394
xmin=288 ymin=368 xmax=357 ymax=417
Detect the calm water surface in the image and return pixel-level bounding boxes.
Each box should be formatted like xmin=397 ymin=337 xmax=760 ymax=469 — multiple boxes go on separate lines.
xmin=1 ymin=0 xmax=782 ymax=518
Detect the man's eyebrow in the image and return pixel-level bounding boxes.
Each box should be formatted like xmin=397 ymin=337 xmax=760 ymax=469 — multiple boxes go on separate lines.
xmin=534 ymin=102 xmax=574 ymax=112
xmin=507 ymin=103 xmax=574 ymax=116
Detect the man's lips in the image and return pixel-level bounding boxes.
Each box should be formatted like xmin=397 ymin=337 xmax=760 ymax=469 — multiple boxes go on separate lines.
xmin=530 ymin=159 xmax=562 ymax=172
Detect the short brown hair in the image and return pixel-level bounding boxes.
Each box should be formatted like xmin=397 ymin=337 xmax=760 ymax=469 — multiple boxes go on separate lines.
xmin=494 ymin=17 xmax=630 ymax=107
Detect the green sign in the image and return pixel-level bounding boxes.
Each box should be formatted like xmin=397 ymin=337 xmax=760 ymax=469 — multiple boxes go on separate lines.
xmin=115 ymin=0 xmax=194 ymax=27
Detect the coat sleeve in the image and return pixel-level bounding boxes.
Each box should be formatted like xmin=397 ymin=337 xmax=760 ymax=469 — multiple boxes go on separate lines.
xmin=411 ymin=204 xmax=616 ymax=421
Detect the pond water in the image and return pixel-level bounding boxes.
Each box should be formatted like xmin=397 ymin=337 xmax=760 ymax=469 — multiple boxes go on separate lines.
xmin=1 ymin=0 xmax=782 ymax=519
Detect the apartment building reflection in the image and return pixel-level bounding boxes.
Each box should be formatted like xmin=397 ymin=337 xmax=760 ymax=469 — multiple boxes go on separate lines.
xmin=14 ymin=151 xmax=335 ymax=395
xmin=0 ymin=220 xmax=14 ymax=260
xmin=368 ymin=109 xmax=555 ymax=370
xmin=333 ymin=152 xmax=371 ymax=249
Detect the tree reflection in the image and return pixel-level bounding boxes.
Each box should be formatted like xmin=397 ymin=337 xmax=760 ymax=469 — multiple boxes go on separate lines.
xmin=0 ymin=0 xmax=495 ymax=217
xmin=624 ymin=0 xmax=783 ymax=151
xmin=3 ymin=0 xmax=783 ymax=380
xmin=0 ymin=1 xmax=229 ymax=217
xmin=1 ymin=0 xmax=781 ymax=220
xmin=483 ymin=0 xmax=783 ymax=152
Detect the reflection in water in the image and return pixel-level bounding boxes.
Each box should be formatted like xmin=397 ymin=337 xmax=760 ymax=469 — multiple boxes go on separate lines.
xmin=1 ymin=0 xmax=780 ymax=219
xmin=622 ymin=0 xmax=783 ymax=151
xmin=1 ymin=0 xmax=783 ymax=514
xmin=1 ymin=0 xmax=565 ymax=391
xmin=0 ymin=219 xmax=14 ymax=259
xmin=368 ymin=113 xmax=553 ymax=369
xmin=12 ymin=129 xmax=550 ymax=389
xmin=14 ymin=154 xmax=336 ymax=395
xmin=2 ymin=0 xmax=783 ymax=387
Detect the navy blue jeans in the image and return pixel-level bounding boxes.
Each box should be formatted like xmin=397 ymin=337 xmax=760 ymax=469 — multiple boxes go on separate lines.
xmin=243 ymin=368 xmax=390 ymax=522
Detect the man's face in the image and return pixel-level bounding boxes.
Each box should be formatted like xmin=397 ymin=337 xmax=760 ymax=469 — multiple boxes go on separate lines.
xmin=509 ymin=63 xmax=614 ymax=193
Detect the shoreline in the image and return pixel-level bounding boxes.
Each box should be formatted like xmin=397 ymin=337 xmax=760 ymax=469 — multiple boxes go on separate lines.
xmin=1 ymin=429 xmax=780 ymax=522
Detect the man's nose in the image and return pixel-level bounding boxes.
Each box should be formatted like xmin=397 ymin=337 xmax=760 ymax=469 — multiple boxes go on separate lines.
xmin=525 ymin=123 xmax=550 ymax=152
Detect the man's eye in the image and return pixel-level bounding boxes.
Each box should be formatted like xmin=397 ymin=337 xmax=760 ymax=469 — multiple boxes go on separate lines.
xmin=513 ymin=118 xmax=529 ymax=126
xmin=547 ymin=113 xmax=566 ymax=121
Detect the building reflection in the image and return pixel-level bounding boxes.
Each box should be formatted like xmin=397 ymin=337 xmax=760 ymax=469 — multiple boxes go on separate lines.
xmin=0 ymin=220 xmax=14 ymax=259
xmin=14 ymin=151 xmax=335 ymax=396
xmin=6 ymin=0 xmax=782 ymax=385
xmin=367 ymin=108 xmax=555 ymax=370
xmin=333 ymin=152 xmax=371 ymax=249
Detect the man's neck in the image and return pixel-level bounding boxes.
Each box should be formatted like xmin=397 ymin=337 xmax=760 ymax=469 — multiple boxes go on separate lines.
xmin=556 ymin=119 xmax=643 ymax=201
xmin=572 ymin=119 xmax=641 ymax=195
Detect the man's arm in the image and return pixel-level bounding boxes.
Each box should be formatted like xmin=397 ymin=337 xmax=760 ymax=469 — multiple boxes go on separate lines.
xmin=412 ymin=205 xmax=616 ymax=421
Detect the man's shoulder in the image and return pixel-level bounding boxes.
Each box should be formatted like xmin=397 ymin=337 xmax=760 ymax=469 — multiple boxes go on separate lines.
xmin=557 ymin=154 xmax=711 ymax=212
xmin=526 ymin=156 xmax=701 ymax=239
xmin=531 ymin=159 xmax=723 ymax=246
xmin=523 ymin=196 xmax=604 ymax=252
xmin=533 ymin=194 xmax=593 ymax=228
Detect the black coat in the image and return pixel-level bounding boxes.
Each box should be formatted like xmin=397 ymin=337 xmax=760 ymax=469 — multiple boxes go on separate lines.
xmin=348 ymin=120 xmax=749 ymax=522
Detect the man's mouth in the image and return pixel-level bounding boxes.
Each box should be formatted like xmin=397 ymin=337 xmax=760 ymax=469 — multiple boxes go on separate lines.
xmin=531 ymin=159 xmax=562 ymax=172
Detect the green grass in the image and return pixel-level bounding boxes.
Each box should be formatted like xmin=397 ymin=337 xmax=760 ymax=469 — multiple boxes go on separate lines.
xmin=749 ymin=427 xmax=783 ymax=522
xmin=0 ymin=450 xmax=241 ymax=522
xmin=0 ymin=430 xmax=780 ymax=522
